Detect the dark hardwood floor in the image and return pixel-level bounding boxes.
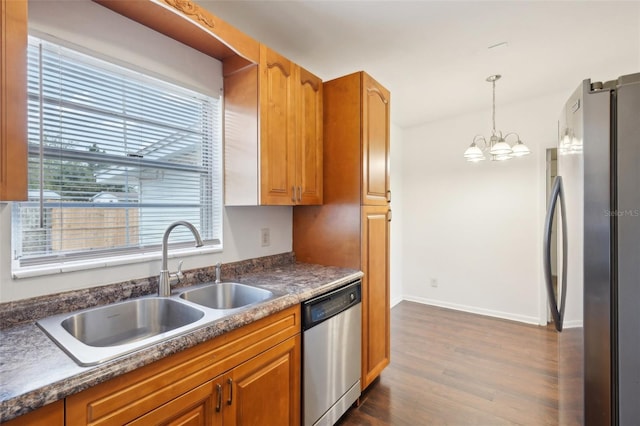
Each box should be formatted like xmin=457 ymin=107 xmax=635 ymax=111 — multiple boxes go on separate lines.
xmin=338 ymin=301 xmax=560 ymax=425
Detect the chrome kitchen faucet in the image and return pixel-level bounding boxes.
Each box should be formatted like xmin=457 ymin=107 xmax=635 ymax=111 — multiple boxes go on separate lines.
xmin=159 ymin=221 xmax=204 ymax=297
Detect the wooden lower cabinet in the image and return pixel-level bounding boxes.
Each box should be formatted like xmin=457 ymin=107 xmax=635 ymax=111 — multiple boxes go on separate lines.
xmin=129 ymin=331 xmax=300 ymax=426
xmin=128 ymin=381 xmax=221 ymax=426
xmin=129 ymin=335 xmax=301 ymax=426
xmin=65 ymin=306 xmax=301 ymax=426
xmin=225 ymin=335 xmax=301 ymax=426
xmin=361 ymin=205 xmax=391 ymax=389
xmin=3 ymin=400 xmax=64 ymax=426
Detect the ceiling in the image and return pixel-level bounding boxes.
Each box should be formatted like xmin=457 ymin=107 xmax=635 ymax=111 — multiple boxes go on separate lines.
xmin=198 ymin=1 xmax=640 ymax=128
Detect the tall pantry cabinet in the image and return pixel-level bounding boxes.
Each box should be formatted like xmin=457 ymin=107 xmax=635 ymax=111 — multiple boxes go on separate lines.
xmin=293 ymin=71 xmax=391 ymax=390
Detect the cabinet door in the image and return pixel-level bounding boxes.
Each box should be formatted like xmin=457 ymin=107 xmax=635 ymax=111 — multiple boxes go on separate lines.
xmin=296 ymin=66 xmax=323 ymax=205
xmin=361 ymin=73 xmax=390 ymax=206
xmin=0 ymin=0 xmax=28 ymax=201
xmin=128 ymin=380 xmax=221 ymax=426
xmin=361 ymin=205 xmax=391 ymax=389
xmin=259 ymin=45 xmax=296 ymax=205
xmin=224 ymin=334 xmax=301 ymax=426
xmin=3 ymin=400 xmax=63 ymax=426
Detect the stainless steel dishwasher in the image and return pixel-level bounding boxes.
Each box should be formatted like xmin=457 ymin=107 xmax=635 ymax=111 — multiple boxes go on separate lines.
xmin=302 ymin=280 xmax=362 ymax=426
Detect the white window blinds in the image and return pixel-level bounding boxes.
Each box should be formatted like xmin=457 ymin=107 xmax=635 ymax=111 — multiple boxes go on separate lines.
xmin=12 ymin=37 xmax=222 ymax=268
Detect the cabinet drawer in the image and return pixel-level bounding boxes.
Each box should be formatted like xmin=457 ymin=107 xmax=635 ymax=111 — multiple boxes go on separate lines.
xmin=66 ymin=305 xmax=300 ymax=426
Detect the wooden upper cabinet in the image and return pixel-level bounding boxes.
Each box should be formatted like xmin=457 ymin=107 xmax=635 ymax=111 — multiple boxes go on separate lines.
xmin=362 ymin=73 xmax=390 ymax=206
xmin=296 ymin=67 xmax=323 ymax=205
xmin=225 ymin=44 xmax=323 ymax=206
xmin=0 ymin=0 xmax=28 ymax=201
xmin=259 ymin=45 xmax=297 ymax=205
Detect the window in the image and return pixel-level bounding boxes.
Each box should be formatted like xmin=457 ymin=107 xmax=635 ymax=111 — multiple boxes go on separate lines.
xmin=12 ymin=37 xmax=222 ymax=271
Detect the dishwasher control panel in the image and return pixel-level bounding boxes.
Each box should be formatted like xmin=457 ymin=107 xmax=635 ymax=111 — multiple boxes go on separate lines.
xmin=302 ymin=280 xmax=362 ymax=330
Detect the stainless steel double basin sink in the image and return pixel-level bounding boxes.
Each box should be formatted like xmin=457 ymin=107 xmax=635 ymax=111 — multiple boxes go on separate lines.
xmin=37 ymin=282 xmax=276 ymax=366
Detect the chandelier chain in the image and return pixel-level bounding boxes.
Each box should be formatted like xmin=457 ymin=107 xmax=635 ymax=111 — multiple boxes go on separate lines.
xmin=492 ymin=79 xmax=496 ymax=133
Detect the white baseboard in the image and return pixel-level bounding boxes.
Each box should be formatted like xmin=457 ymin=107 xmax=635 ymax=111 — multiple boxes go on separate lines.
xmin=390 ymin=296 xmax=403 ymax=308
xmin=563 ymin=319 xmax=584 ymax=328
xmin=401 ymin=295 xmax=541 ymax=325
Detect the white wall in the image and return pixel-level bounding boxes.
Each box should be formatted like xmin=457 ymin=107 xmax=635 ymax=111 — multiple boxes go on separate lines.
xmin=28 ymin=0 xmax=222 ymax=97
xmin=390 ymin=122 xmax=404 ymax=307
xmin=401 ymin=91 xmax=568 ymax=324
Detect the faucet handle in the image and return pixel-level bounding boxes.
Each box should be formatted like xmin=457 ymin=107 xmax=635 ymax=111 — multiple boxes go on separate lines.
xmin=170 ymin=260 xmax=184 ymax=286
xmin=176 ymin=260 xmax=184 ymax=280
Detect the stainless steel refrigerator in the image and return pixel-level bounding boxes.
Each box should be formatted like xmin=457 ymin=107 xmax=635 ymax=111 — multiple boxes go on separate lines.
xmin=544 ymin=72 xmax=640 ymax=426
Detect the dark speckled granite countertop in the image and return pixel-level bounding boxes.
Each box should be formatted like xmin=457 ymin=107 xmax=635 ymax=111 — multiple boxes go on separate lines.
xmin=0 ymin=256 xmax=362 ymax=422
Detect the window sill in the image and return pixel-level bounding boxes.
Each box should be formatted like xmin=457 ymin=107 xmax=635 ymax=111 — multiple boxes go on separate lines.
xmin=11 ymin=245 xmax=222 ymax=279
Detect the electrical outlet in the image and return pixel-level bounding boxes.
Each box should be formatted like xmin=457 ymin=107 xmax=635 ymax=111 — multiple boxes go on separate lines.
xmin=430 ymin=278 xmax=438 ymax=288
xmin=261 ymin=228 xmax=270 ymax=247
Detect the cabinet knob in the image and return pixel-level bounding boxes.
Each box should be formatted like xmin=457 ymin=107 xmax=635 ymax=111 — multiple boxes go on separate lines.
xmin=291 ymin=186 xmax=296 ymax=203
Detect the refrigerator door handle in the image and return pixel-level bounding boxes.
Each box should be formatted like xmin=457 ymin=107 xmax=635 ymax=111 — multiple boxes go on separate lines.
xmin=544 ymin=175 xmax=568 ymax=332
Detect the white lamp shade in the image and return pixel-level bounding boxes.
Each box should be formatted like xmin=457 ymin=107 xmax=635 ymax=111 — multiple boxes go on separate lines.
xmin=463 ymin=144 xmax=484 ymax=160
xmin=511 ymin=141 xmax=531 ymax=157
xmin=570 ymin=136 xmax=583 ymax=153
xmin=490 ymin=140 xmax=513 ymax=155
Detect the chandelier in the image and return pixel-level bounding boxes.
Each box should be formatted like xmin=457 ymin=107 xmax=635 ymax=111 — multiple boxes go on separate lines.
xmin=463 ymin=75 xmax=530 ymax=162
